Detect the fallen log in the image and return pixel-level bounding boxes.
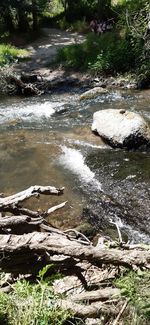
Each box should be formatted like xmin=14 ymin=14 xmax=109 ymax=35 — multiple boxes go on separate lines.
xmin=0 ymin=185 xmax=149 ymax=324
xmin=0 ymin=232 xmax=150 ymax=274
xmin=0 ymin=185 xmax=64 ymax=216
xmin=0 ymin=215 xmax=43 ymax=234
xmin=20 ymin=73 xmax=38 ymax=83
xmin=71 ymin=287 xmax=120 ymax=302
xmin=57 ymin=299 xmax=120 ymax=318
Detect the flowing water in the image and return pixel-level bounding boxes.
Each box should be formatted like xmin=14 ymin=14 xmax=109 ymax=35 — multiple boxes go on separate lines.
xmin=0 ymin=89 xmax=150 ymax=242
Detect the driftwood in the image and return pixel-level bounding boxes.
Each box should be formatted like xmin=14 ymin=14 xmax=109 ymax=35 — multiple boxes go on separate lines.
xmin=57 ymin=299 xmax=120 ymax=318
xmin=0 ymin=185 xmax=150 ymax=274
xmin=0 ymin=185 xmax=64 ymax=216
xmin=21 ymin=73 xmax=38 ymax=83
xmin=71 ymin=287 xmax=120 ymax=302
xmin=0 ymin=232 xmax=150 ymax=274
xmin=0 ymin=184 xmax=149 ymax=323
xmin=9 ymin=75 xmax=42 ymax=96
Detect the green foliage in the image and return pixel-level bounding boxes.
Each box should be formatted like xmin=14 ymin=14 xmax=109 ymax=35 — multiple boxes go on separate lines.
xmin=115 ymin=0 xmax=150 ymax=79
xmin=57 ymin=31 xmax=141 ymax=74
xmin=64 ymin=0 xmax=112 ymax=21
xmin=48 ymin=0 xmax=64 ymax=17
xmin=38 ymin=264 xmax=63 ymax=284
xmin=58 ymin=17 xmax=88 ymax=33
xmin=0 ymin=44 xmax=29 ymax=66
xmin=0 ymin=0 xmax=50 ymax=33
xmin=115 ymin=271 xmax=150 ymax=322
xmin=0 ymin=276 xmax=71 ymax=325
xmin=57 ymin=43 xmax=86 ymax=69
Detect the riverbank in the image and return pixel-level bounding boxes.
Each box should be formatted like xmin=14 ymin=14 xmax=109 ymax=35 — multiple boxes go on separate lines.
xmin=0 ymin=185 xmax=150 ymax=325
xmin=0 ymin=28 xmax=140 ymax=97
xmin=0 ymin=27 xmax=150 ymax=325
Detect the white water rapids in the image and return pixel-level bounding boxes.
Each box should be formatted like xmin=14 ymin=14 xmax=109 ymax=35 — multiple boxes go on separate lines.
xmin=59 ymin=146 xmax=102 ymax=191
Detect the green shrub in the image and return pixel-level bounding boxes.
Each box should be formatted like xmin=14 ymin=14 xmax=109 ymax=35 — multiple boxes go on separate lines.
xmin=57 ymin=43 xmax=87 ymax=69
xmin=57 ymin=31 xmax=142 ymax=74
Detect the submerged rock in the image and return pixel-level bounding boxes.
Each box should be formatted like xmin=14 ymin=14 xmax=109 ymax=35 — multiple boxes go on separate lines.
xmin=92 ymin=109 xmax=150 ymax=149
xmin=137 ymin=77 xmax=150 ymax=90
xmin=80 ymin=87 xmax=108 ymax=100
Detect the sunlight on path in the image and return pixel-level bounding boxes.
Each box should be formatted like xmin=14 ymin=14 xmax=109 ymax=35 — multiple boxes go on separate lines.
xmin=15 ymin=28 xmax=85 ymax=72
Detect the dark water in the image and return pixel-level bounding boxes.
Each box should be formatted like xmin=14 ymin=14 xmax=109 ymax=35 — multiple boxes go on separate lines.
xmin=0 ymin=89 xmax=150 ymax=241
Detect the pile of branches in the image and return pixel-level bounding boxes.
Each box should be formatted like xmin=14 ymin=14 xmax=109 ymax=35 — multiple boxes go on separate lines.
xmin=0 ymin=68 xmax=45 ymax=96
xmin=0 ymin=185 xmax=150 ymax=323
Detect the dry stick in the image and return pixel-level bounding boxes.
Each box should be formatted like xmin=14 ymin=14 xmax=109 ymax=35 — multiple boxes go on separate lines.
xmin=112 ymin=300 xmax=128 ymax=325
xmin=0 ymin=185 xmax=64 ymax=209
xmin=0 ymin=185 xmax=65 ymax=219
xmin=110 ymin=220 xmax=123 ymax=244
xmin=64 ymin=229 xmax=91 ymax=245
xmin=4 ymin=202 xmax=67 ymax=219
xmin=47 ymin=201 xmax=68 ymax=214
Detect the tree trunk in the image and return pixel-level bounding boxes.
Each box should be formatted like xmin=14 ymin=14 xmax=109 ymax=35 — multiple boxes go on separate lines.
xmin=32 ymin=0 xmax=38 ymax=32
xmin=17 ymin=7 xmax=29 ymax=32
xmin=3 ymin=8 xmax=15 ymax=32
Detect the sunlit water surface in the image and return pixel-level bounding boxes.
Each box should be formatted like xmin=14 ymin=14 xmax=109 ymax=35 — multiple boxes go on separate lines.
xmin=0 ymin=89 xmax=150 ymax=242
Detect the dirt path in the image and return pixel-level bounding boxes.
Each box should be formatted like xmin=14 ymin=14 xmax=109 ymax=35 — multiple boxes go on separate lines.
xmin=15 ymin=28 xmax=85 ymax=79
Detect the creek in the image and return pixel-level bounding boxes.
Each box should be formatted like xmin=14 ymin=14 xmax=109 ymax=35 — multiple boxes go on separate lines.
xmin=0 ymin=88 xmax=150 ymax=243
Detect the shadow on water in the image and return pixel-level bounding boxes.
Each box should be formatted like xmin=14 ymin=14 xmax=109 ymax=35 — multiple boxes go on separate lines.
xmin=84 ymin=148 xmax=150 ymax=243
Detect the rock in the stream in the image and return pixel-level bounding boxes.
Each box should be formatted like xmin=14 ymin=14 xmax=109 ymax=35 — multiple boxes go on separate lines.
xmin=92 ymin=109 xmax=150 ymax=149
xmin=80 ymin=87 xmax=108 ymax=100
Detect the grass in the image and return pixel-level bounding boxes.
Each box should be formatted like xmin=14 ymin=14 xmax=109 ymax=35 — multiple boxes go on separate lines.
xmin=115 ymin=270 xmax=150 ymax=324
xmin=0 ymin=271 xmax=71 ymax=325
xmin=0 ymin=268 xmax=149 ymax=325
xmin=0 ymin=44 xmax=29 ymax=66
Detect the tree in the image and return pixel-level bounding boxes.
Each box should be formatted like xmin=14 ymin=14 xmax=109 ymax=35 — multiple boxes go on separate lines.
xmin=61 ymin=0 xmax=112 ymax=21
xmin=0 ymin=0 xmax=50 ymax=33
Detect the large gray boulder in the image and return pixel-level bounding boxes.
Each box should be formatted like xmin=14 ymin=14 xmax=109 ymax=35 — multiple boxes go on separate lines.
xmin=92 ymin=109 xmax=150 ymax=149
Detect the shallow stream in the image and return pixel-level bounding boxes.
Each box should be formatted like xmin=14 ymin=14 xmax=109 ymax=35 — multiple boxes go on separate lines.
xmin=0 ymin=89 xmax=150 ymax=242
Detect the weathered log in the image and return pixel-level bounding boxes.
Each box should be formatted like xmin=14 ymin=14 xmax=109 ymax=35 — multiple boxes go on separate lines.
xmin=0 ymin=232 xmax=150 ymax=274
xmin=0 ymin=215 xmax=43 ymax=234
xmin=0 ymin=185 xmax=64 ymax=215
xmin=71 ymin=288 xmax=120 ymax=302
xmin=57 ymin=299 xmax=119 ymax=318
xmin=2 ymin=202 xmax=67 ymax=218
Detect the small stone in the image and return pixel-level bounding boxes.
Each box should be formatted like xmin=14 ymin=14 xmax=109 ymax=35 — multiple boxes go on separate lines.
xmin=119 ymin=109 xmax=126 ymax=114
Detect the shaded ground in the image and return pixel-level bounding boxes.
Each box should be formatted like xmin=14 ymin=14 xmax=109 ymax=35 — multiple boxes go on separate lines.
xmin=15 ymin=28 xmax=85 ymax=81
xmin=14 ymin=28 xmax=137 ymax=89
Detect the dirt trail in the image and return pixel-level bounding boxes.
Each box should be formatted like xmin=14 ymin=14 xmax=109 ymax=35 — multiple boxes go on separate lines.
xmin=15 ymin=28 xmax=85 ymax=78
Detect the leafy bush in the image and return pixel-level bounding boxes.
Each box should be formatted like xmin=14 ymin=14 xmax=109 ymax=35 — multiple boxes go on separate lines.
xmin=57 ymin=31 xmax=142 ymax=74
xmin=57 ymin=43 xmax=86 ymax=69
